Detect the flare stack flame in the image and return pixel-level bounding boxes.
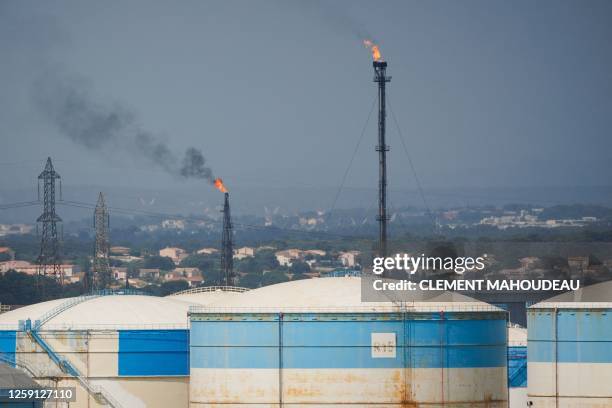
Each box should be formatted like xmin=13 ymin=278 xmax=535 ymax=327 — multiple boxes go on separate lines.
xmin=214 ymin=178 xmax=228 ymax=193
xmin=363 ymin=39 xmax=383 ymax=62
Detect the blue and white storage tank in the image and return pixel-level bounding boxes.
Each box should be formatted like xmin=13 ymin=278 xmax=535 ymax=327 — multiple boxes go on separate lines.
xmin=189 ymin=277 xmax=509 ymax=407
xmin=527 ymin=280 xmax=612 ymax=407
xmin=508 ymin=326 xmax=527 ymax=408
xmin=0 ymin=292 xmax=196 ymax=408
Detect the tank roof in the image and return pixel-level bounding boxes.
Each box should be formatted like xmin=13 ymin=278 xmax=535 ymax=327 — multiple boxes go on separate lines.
xmin=0 ymin=295 xmax=195 ymax=330
xmin=530 ymin=280 xmax=612 ymax=308
xmin=508 ymin=326 xmax=527 ymax=346
xmin=193 ymin=277 xmax=501 ymax=313
xmin=167 ymin=286 xmax=247 ymax=305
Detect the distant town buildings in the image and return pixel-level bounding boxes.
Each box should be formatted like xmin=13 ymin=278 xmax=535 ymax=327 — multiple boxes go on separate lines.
xmin=233 ymin=247 xmax=255 ymax=260
xmin=0 ymin=224 xmax=33 ymax=236
xmin=0 ymin=260 xmax=73 ymax=278
xmin=479 ymin=209 xmax=598 ymax=230
xmin=159 ymin=247 xmax=188 ymax=264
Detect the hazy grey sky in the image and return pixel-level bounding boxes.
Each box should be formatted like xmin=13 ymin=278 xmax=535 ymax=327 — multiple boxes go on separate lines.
xmin=1 ymin=0 xmax=611 ymax=198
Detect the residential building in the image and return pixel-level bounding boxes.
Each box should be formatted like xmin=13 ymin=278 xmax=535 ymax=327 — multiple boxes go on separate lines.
xmin=139 ymin=268 xmax=161 ymax=279
xmin=234 ymin=247 xmax=255 ymax=260
xmin=159 ymin=247 xmax=188 ymax=264
xmin=111 ymin=267 xmax=128 ymax=281
xmin=338 ymin=251 xmax=360 ymax=267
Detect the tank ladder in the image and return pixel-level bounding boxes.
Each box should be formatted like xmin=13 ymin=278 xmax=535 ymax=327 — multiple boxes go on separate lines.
xmin=21 ymin=293 xmax=128 ymax=408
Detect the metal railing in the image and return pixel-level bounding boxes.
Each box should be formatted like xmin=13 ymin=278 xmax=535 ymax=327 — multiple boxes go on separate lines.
xmin=33 ymin=294 xmax=101 ymax=330
xmin=529 ymin=302 xmax=612 ymax=309
xmin=169 ymin=285 xmax=249 ymax=296
xmin=189 ymin=303 xmax=504 ymax=314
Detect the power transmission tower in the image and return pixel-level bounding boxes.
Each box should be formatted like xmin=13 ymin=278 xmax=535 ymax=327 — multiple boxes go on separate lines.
xmin=92 ymin=192 xmax=111 ymax=290
xmin=220 ymin=192 xmax=235 ymax=286
xmin=36 ymin=157 xmax=63 ymax=285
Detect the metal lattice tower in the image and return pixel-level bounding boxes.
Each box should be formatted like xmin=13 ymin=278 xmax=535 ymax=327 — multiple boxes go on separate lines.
xmin=92 ymin=192 xmax=111 ymax=290
xmin=36 ymin=157 xmax=63 ymax=284
xmin=373 ymin=60 xmax=391 ymax=258
xmin=220 ymin=192 xmax=235 ymax=286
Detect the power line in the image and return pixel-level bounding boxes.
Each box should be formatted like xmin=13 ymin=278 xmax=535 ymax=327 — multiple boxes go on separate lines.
xmin=387 ymin=99 xmax=438 ymax=231
xmin=0 ymin=201 xmax=40 ymax=210
xmin=327 ymin=95 xmax=377 ymax=221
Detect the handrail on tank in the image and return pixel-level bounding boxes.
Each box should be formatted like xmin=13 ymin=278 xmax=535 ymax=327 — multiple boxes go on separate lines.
xmin=168 ymin=285 xmax=249 ymax=296
xmin=529 ymin=301 xmax=612 ymax=309
xmin=33 ymin=289 xmax=151 ymax=330
xmin=189 ymin=304 xmax=504 ymax=314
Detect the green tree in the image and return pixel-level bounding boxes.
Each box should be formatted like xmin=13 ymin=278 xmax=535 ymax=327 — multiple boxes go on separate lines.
xmin=239 ymin=273 xmax=262 ymax=288
xmin=290 ymin=261 xmax=310 ymax=274
xmin=144 ymin=256 xmax=175 ymax=271
xmin=261 ymin=271 xmax=289 ymax=286
xmin=160 ymin=280 xmax=189 ymax=295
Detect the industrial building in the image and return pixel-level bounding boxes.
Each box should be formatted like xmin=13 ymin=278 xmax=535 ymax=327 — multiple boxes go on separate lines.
xmin=189 ymin=276 xmax=509 ymax=407
xmin=527 ymin=280 xmax=612 ymax=407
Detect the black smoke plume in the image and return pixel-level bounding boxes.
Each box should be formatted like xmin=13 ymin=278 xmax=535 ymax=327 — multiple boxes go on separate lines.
xmin=32 ymin=71 xmax=216 ymax=183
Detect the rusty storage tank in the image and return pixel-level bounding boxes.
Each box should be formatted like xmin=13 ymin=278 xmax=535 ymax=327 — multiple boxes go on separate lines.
xmin=527 ymin=280 xmax=612 ymax=407
xmin=508 ymin=326 xmax=527 ymax=408
xmin=0 ymin=290 xmax=196 ymax=408
xmin=189 ymin=277 xmax=509 ymax=407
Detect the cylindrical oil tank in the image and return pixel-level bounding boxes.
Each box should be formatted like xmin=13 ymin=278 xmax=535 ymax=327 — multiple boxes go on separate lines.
xmin=527 ymin=280 xmax=612 ymax=407
xmin=0 ymin=292 xmax=196 ymax=408
xmin=189 ymin=277 xmax=509 ymax=407
xmin=508 ymin=326 xmax=527 ymax=408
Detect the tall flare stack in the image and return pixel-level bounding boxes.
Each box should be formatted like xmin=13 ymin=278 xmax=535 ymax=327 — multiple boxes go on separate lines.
xmin=221 ymin=192 xmax=235 ymax=286
xmin=373 ymin=59 xmax=391 ymax=258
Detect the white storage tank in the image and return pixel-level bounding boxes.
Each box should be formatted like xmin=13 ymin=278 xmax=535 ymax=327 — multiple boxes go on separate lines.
xmin=527 ymin=280 xmax=612 ymax=407
xmin=166 ymin=285 xmax=248 ymax=305
xmin=0 ymin=291 xmax=195 ymax=408
xmin=189 ymin=277 xmax=509 ymax=407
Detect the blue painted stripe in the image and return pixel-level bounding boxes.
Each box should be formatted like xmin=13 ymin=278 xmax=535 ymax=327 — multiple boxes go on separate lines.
xmin=528 ymin=310 xmax=612 ymax=363
xmin=529 ymin=341 xmax=612 ymax=363
xmin=528 ymin=310 xmax=612 ymax=341
xmin=118 ymin=330 xmax=189 ymax=376
xmin=190 ymin=344 xmax=507 ymax=369
xmin=0 ymin=331 xmax=17 ymax=367
xmin=190 ymin=319 xmax=507 ymax=369
xmin=508 ymin=346 xmax=527 ymax=387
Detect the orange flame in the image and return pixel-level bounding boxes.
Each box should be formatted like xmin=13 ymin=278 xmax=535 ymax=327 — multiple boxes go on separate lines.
xmin=214 ymin=178 xmax=228 ymax=193
xmin=363 ymin=39 xmax=383 ymax=62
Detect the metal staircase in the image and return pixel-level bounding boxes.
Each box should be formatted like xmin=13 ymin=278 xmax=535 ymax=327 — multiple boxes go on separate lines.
xmin=21 ymin=292 xmax=134 ymax=408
